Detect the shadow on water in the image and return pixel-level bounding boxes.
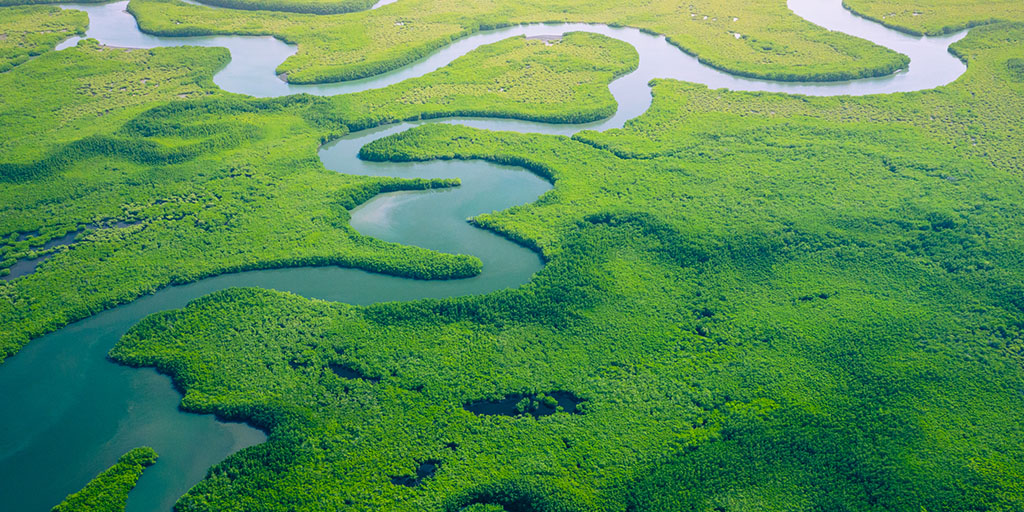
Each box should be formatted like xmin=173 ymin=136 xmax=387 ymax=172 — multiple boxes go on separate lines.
xmin=391 ymin=459 xmax=443 ymax=487
xmin=464 ymin=391 xmax=585 ymax=418
xmin=328 ymin=363 xmax=382 ymax=382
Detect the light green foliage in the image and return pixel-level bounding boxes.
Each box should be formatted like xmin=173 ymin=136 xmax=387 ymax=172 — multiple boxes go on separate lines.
xmin=0 ymin=40 xmax=229 ymax=165
xmin=844 ymin=0 xmax=1024 ymax=34
xmin=52 ymin=447 xmax=159 ymax=512
xmin=108 ymin=21 xmax=1024 ymax=511
xmin=0 ymin=5 xmax=86 ymax=73
xmin=334 ymin=32 xmax=639 ymax=129
xmin=127 ymin=0 xmax=908 ymax=84
xmin=0 ymin=32 xmax=635 ymax=362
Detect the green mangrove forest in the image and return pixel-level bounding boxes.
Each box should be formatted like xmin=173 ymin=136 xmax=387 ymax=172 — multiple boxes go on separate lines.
xmin=1 ymin=0 xmax=1023 ymax=510
xmin=52 ymin=448 xmax=160 ymax=512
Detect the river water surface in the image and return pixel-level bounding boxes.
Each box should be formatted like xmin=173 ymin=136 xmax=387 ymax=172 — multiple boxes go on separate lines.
xmin=0 ymin=0 xmax=969 ymax=509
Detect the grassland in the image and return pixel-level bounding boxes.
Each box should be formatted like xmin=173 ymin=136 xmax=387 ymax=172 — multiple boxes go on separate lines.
xmin=107 ymin=21 xmax=1024 ymax=511
xmin=52 ymin=447 xmax=158 ymax=512
xmin=0 ymin=32 xmax=636 ymax=362
xmin=844 ymin=0 xmax=1024 ymax=35
xmin=0 ymin=5 xmax=86 ymax=73
xmin=126 ymin=0 xmax=909 ymax=84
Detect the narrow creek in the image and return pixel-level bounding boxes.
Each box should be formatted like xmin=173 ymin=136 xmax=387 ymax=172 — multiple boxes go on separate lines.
xmin=0 ymin=0 xmax=970 ymax=509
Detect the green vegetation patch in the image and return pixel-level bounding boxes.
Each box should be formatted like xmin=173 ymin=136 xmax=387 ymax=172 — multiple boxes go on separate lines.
xmin=128 ymin=0 xmax=908 ymax=84
xmin=52 ymin=447 xmax=159 ymax=512
xmin=334 ymin=31 xmax=639 ymax=130
xmin=1008 ymin=58 xmax=1024 ymax=81
xmin=0 ymin=5 xmax=86 ymax=73
xmin=843 ymin=0 xmax=1024 ymax=35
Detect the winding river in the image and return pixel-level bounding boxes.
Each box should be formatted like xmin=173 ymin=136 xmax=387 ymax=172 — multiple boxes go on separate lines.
xmin=0 ymin=0 xmax=968 ymax=509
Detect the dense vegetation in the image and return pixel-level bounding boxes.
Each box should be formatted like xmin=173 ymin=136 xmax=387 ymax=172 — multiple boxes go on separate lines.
xmin=183 ymin=0 xmax=373 ymax=15
xmin=0 ymin=5 xmax=86 ymax=72
xmin=51 ymin=447 xmax=159 ymax=512
xmin=3 ymin=0 xmax=1024 ymax=510
xmin=844 ymin=0 xmax=1024 ymax=35
xmin=126 ymin=0 xmax=908 ymax=84
xmin=0 ymin=32 xmax=634 ymax=362
xmin=107 ymin=20 xmax=1024 ymax=511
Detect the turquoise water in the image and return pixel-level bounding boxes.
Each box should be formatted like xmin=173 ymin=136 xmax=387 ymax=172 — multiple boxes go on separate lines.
xmin=0 ymin=1 xmax=971 ymax=509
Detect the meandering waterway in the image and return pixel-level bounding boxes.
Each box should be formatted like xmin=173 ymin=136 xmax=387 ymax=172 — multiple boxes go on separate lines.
xmin=0 ymin=0 xmax=970 ymax=509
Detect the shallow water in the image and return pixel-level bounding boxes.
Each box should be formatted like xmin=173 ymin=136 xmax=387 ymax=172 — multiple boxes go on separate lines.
xmin=463 ymin=391 xmax=585 ymax=417
xmin=3 ymin=222 xmax=142 ymax=281
xmin=0 ymin=0 xmax=972 ymax=509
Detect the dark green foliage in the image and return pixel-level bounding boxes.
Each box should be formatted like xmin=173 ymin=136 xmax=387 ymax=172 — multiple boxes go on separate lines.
xmin=1007 ymin=58 xmax=1024 ymax=80
xmin=843 ymin=0 xmax=1024 ymax=36
xmin=625 ymin=404 xmax=909 ymax=510
xmin=51 ymin=447 xmax=159 ymax=512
